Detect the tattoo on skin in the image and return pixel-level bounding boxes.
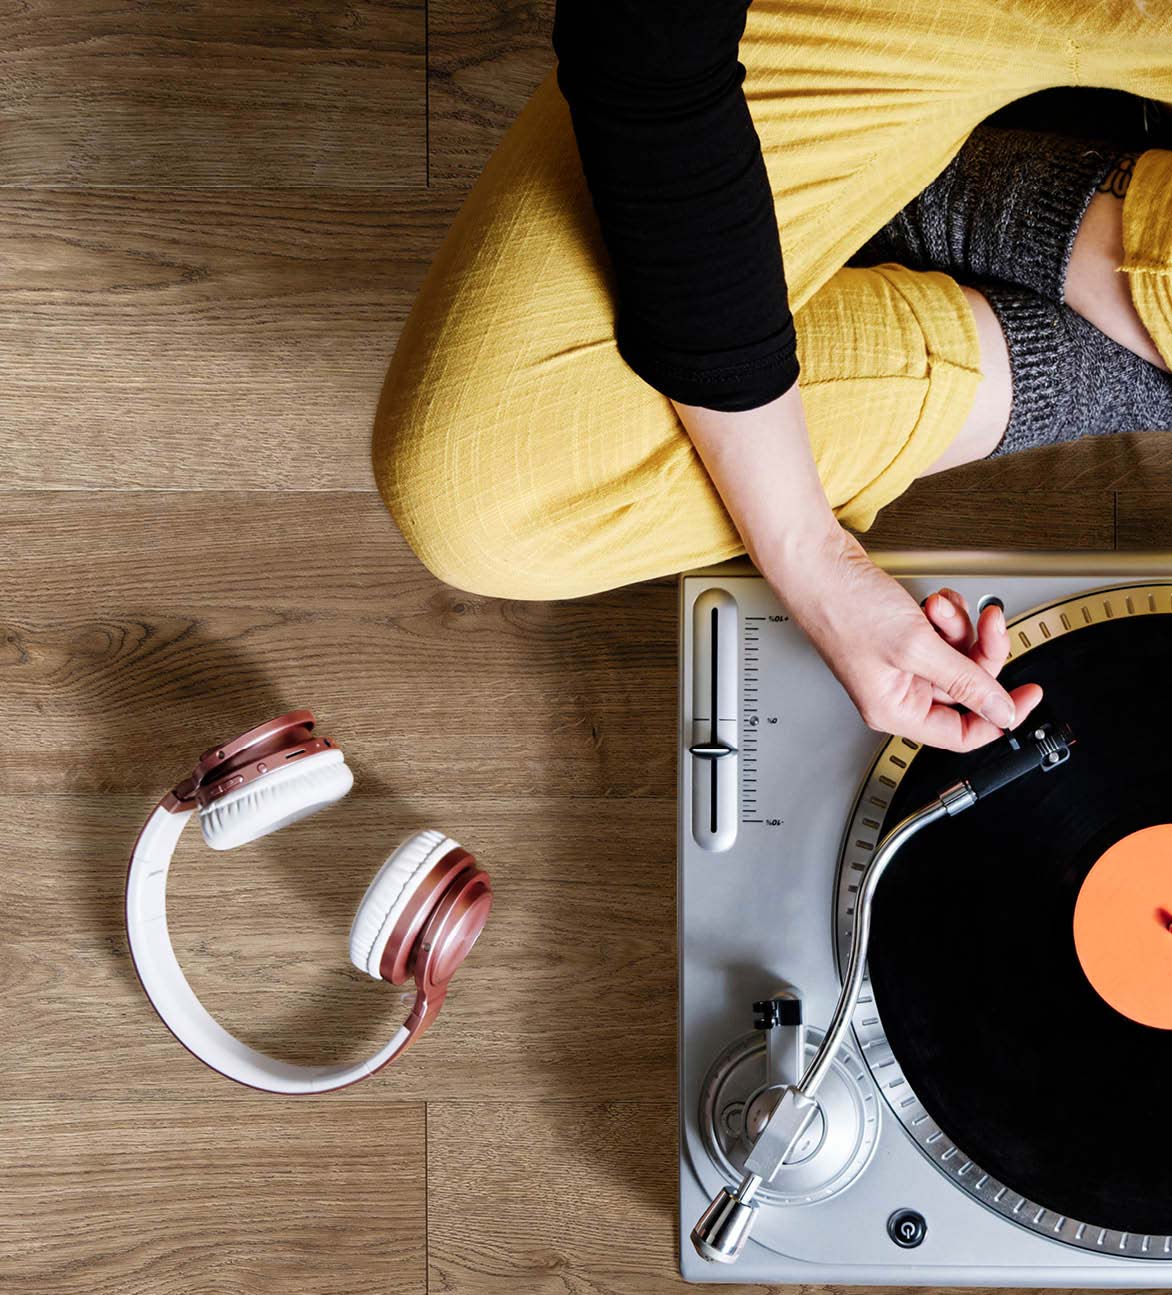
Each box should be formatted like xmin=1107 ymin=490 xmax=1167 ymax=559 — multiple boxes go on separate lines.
xmin=1098 ymin=153 xmax=1140 ymax=200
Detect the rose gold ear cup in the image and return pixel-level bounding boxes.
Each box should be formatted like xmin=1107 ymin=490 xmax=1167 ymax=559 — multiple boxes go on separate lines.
xmin=196 ymin=709 xmax=316 ymax=772
xmin=191 ymin=709 xmax=340 ymax=807
xmin=415 ymin=868 xmax=493 ymax=996
xmin=377 ymin=848 xmax=492 ymax=989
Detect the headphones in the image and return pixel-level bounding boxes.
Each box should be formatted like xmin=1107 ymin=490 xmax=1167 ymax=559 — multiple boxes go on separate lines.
xmin=125 ymin=709 xmax=492 ymax=1093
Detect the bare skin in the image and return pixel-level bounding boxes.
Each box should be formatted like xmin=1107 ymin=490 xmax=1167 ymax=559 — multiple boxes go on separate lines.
xmin=922 ymin=287 xmax=1013 ymax=472
xmin=1066 ymin=155 xmax=1168 ymax=372
xmin=679 ymin=148 xmax=1165 ymax=752
xmin=678 ymin=382 xmax=1042 ymax=754
xmin=927 ymin=152 xmax=1168 ymax=474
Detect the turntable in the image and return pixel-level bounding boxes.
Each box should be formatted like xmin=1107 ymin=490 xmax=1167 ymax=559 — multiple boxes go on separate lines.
xmin=678 ymin=552 xmax=1172 ymax=1286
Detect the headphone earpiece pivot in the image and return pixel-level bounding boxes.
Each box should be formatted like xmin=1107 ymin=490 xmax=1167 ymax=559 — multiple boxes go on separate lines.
xmin=126 ymin=710 xmax=492 ymax=1094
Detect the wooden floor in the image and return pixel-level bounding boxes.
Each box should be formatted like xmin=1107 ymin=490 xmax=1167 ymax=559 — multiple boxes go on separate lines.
xmin=1 ymin=5 xmax=1168 ymax=1293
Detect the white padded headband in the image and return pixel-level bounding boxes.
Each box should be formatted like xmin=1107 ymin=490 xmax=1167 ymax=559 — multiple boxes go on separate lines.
xmin=126 ymin=803 xmax=410 ymax=1094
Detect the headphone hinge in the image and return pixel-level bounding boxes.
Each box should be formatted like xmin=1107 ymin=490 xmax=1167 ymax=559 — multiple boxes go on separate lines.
xmin=162 ymin=776 xmax=199 ymax=812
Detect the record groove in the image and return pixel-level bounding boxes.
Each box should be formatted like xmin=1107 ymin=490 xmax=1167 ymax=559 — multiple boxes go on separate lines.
xmin=840 ymin=585 xmax=1172 ymax=1248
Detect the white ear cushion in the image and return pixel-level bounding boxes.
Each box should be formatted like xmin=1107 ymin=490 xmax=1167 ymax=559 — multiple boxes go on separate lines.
xmin=199 ymin=749 xmax=353 ymax=851
xmin=349 ymin=828 xmax=462 ymax=979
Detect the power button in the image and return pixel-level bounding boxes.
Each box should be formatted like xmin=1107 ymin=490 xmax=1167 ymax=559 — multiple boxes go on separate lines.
xmin=887 ymin=1208 xmax=927 ymax=1249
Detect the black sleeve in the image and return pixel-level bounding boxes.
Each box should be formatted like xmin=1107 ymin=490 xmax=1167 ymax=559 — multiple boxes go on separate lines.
xmin=551 ymin=0 xmax=799 ymax=413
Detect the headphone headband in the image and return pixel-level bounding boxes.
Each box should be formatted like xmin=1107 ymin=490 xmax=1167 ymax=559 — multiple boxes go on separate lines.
xmin=125 ymin=711 xmax=491 ymax=1095
xmin=126 ymin=801 xmax=424 ymax=1094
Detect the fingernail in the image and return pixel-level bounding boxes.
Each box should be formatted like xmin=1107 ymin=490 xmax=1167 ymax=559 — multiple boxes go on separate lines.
xmin=994 ymin=606 xmax=1007 ymax=634
xmin=981 ymin=696 xmax=1016 ymax=729
xmin=937 ymin=598 xmax=956 ymax=619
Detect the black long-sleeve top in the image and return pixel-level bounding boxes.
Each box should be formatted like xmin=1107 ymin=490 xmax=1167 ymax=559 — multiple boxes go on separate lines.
xmin=551 ymin=0 xmax=798 ymax=413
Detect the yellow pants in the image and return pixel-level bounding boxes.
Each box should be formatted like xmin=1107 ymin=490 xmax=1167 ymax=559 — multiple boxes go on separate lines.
xmin=373 ymin=0 xmax=1172 ymax=599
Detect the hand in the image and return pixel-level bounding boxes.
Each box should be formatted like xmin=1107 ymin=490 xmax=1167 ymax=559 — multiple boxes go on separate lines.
xmin=671 ymin=384 xmax=1041 ymax=749
xmin=768 ymin=526 xmax=1043 ymax=752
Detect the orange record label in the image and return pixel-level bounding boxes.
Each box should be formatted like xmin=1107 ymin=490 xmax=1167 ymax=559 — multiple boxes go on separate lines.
xmin=1073 ymin=823 xmax=1172 ymax=1029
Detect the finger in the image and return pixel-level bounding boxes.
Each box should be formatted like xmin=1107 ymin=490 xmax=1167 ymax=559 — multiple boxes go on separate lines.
xmin=970 ymin=601 xmax=1011 ymax=677
xmin=903 ymin=683 xmax=1045 ymax=754
xmin=939 ymin=587 xmax=974 ymax=637
xmin=907 ymin=701 xmax=1005 ymax=753
xmin=921 ymin=589 xmax=971 ymax=652
xmin=922 ymin=592 xmax=976 ymax=704
xmin=1006 ymin=681 xmax=1045 ymax=728
xmin=906 ymin=628 xmax=1017 ymax=729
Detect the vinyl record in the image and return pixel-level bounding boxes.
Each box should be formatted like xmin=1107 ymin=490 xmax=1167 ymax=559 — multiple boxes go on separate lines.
xmin=868 ymin=604 xmax=1172 ymax=1237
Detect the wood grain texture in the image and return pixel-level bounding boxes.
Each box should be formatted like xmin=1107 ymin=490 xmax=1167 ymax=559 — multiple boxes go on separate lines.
xmin=428 ymin=1101 xmax=684 ymax=1295
xmin=1115 ymin=489 xmax=1172 ymax=549
xmin=0 ymin=1 xmax=426 ymax=188
xmin=2 ymin=793 xmax=674 ymax=1102
xmin=900 ymin=432 xmax=1172 ymax=495
xmin=429 ymin=1103 xmax=1137 ymax=1295
xmin=1 ymin=489 xmax=676 ymax=1105
xmin=5 ymin=2 xmax=1169 ymax=1291
xmin=0 ymin=189 xmax=462 ymax=490
xmin=428 ymin=0 xmax=555 ymax=185
xmin=864 ymin=484 xmax=1115 ymax=550
xmin=0 ymin=492 xmax=676 ymax=798
xmin=0 ymin=1098 xmax=426 ymax=1294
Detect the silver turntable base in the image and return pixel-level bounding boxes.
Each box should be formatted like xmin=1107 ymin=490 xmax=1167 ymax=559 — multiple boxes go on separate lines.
xmin=678 ymin=551 xmax=1172 ymax=1286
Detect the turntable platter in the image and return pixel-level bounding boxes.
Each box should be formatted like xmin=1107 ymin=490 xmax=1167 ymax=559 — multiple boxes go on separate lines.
xmin=847 ymin=584 xmax=1172 ymax=1247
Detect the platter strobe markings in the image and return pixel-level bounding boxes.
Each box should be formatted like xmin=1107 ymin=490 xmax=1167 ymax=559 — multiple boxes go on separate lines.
xmin=679 ymin=556 xmax=1172 ymax=1286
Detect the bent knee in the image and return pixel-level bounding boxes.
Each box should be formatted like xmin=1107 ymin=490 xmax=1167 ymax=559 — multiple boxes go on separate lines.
xmin=372 ymin=401 xmax=585 ymax=601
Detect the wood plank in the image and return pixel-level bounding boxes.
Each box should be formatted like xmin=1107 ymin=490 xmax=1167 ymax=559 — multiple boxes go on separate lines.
xmin=0 ymin=486 xmax=677 ymax=1104
xmin=0 ymin=1 xmax=425 ymax=188
xmin=0 ymin=190 xmax=462 ymax=490
xmin=1115 ymin=490 xmax=1172 ymax=549
xmin=428 ymin=0 xmax=555 ymax=186
xmin=903 ymin=432 xmax=1172 ymax=496
xmin=864 ymin=486 xmax=1114 ymax=551
xmin=429 ymin=1102 xmax=1144 ymax=1295
xmin=428 ymin=1101 xmax=688 ymax=1295
xmin=1 ymin=794 xmax=675 ymax=1102
xmin=0 ymin=492 xmax=677 ymax=797
xmin=0 ymin=1098 xmax=425 ymax=1295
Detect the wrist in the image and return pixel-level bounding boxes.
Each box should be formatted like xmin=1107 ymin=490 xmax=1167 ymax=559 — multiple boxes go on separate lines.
xmin=756 ymin=521 xmax=873 ymax=645
xmin=752 ymin=509 xmax=850 ymax=587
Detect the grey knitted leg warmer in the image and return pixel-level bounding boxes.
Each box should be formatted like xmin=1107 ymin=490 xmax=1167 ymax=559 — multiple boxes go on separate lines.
xmin=851 ymin=126 xmax=1123 ymax=302
xmin=976 ymin=280 xmax=1172 ymax=458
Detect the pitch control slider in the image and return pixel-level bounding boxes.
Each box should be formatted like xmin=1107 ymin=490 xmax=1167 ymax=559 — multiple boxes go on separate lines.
xmin=692 ymin=715 xmax=1074 ymax=1265
xmin=689 ymin=589 xmax=739 ymax=852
